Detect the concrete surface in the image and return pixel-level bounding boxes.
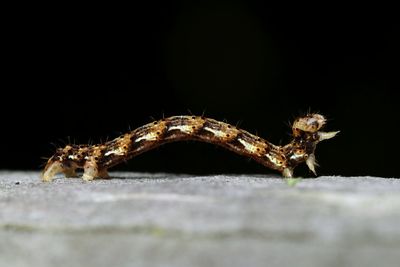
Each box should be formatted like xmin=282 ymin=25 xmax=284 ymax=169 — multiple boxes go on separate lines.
xmin=1 ymin=171 xmax=400 ymax=267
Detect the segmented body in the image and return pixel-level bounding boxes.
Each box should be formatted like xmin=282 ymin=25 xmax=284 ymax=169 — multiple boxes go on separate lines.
xmin=42 ymin=114 xmax=339 ymax=181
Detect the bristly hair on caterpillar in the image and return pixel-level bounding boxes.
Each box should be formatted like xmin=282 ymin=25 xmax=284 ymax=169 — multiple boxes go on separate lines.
xmin=42 ymin=114 xmax=339 ymax=182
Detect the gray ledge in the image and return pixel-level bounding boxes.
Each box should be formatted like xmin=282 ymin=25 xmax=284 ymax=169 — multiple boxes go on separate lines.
xmin=1 ymin=171 xmax=400 ymax=267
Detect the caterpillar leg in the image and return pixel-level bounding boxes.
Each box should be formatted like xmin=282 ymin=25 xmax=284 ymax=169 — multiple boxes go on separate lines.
xmin=82 ymin=160 xmax=110 ymax=181
xmin=42 ymin=161 xmax=63 ymax=182
xmin=282 ymin=168 xmax=293 ymax=178
xmin=82 ymin=161 xmax=98 ymax=181
xmin=306 ymin=153 xmax=318 ymax=176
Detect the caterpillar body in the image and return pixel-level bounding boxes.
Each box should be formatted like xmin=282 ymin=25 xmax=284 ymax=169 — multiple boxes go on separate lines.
xmin=42 ymin=114 xmax=339 ymax=182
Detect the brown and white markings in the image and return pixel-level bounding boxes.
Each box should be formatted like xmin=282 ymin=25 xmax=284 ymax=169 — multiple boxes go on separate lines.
xmin=42 ymin=114 xmax=339 ymax=181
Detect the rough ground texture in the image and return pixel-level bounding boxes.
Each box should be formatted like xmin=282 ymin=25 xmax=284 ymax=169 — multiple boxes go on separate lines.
xmin=1 ymin=171 xmax=400 ymax=267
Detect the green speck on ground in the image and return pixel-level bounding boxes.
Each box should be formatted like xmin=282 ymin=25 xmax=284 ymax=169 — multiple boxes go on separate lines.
xmin=285 ymin=177 xmax=302 ymax=186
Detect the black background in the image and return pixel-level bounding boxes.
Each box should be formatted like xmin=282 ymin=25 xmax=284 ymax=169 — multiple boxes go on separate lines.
xmin=3 ymin=1 xmax=399 ymax=177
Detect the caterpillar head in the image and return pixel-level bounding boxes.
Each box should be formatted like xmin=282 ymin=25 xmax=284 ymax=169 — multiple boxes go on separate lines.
xmin=292 ymin=114 xmax=326 ymax=133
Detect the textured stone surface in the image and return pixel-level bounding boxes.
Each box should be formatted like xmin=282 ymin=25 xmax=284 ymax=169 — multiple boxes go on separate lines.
xmin=1 ymin=171 xmax=400 ymax=267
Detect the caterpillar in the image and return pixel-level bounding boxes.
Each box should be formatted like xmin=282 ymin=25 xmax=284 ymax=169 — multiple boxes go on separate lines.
xmin=42 ymin=114 xmax=339 ymax=182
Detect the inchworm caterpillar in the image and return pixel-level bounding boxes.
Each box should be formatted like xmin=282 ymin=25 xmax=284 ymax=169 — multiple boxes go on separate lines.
xmin=42 ymin=114 xmax=339 ymax=181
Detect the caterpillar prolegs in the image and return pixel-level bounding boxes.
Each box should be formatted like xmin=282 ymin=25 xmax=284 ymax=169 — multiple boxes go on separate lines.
xmin=42 ymin=114 xmax=339 ymax=182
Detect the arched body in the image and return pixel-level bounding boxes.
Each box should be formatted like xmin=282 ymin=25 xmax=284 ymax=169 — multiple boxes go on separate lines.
xmin=42 ymin=114 xmax=339 ymax=181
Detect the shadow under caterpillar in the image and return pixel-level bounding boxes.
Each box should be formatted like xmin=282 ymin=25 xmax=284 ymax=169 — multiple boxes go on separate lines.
xmin=42 ymin=114 xmax=339 ymax=181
